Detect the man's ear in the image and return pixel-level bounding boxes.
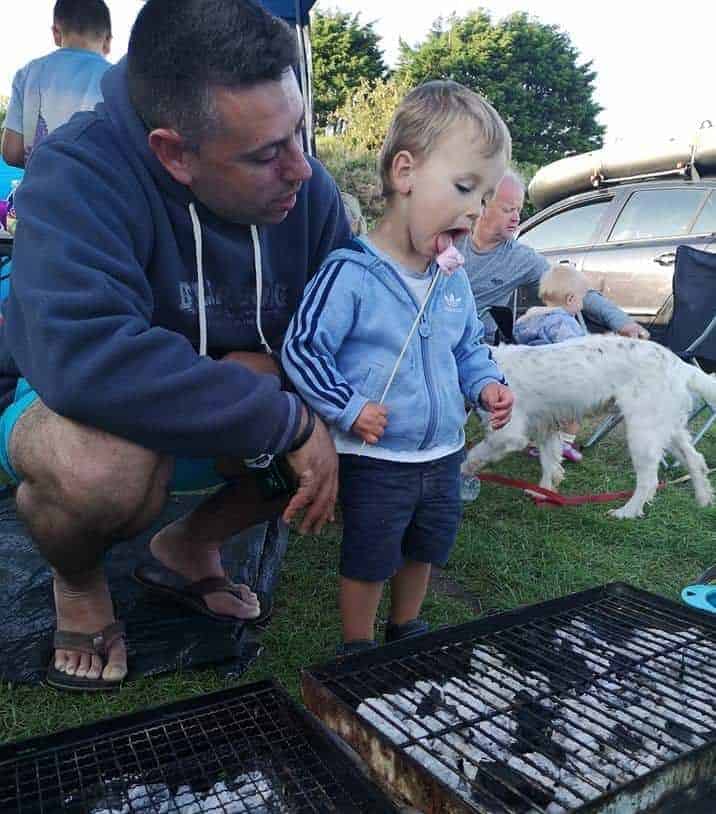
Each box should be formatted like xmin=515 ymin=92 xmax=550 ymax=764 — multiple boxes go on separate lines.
xmin=391 ymin=150 xmax=415 ymax=195
xmin=51 ymin=25 xmax=62 ymax=47
xmin=102 ymin=34 xmax=112 ymax=56
xmin=148 ymin=129 xmax=195 ymax=186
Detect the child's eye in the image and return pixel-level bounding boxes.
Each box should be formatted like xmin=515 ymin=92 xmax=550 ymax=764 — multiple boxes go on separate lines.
xmin=455 ymin=183 xmax=473 ymax=194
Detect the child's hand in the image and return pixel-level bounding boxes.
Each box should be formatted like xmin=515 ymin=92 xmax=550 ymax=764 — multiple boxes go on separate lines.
xmin=479 ymin=383 xmax=514 ymax=429
xmin=352 ymin=402 xmax=388 ymax=444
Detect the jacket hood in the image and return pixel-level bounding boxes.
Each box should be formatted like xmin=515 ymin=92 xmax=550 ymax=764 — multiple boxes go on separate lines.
xmin=99 ymin=58 xmax=194 ymax=206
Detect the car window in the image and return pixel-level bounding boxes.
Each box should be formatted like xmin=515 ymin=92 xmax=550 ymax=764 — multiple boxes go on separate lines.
xmin=519 ymin=200 xmax=611 ymax=251
xmin=692 ymin=191 xmax=716 ymax=234
xmin=608 ymin=188 xmax=706 ymax=242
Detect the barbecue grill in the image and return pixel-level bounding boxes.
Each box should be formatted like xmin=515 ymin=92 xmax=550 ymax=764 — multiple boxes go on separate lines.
xmin=302 ymin=583 xmax=716 ymax=814
xmin=0 ymin=679 xmax=399 ymax=813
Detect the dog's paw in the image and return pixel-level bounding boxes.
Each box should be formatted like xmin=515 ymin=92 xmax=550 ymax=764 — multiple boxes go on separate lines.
xmin=608 ymin=505 xmax=644 ymax=520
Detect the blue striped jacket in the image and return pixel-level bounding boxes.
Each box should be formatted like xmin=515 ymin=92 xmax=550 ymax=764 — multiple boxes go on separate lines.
xmin=282 ymin=239 xmax=506 ymax=453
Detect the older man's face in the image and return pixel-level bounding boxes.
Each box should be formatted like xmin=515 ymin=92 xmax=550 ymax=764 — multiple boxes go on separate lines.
xmin=185 ymin=70 xmax=312 ymax=225
xmin=478 ymin=177 xmax=525 ymax=242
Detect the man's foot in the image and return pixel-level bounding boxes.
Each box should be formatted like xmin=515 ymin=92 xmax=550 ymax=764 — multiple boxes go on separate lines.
xmin=52 ymin=570 xmax=127 ymax=685
xmin=149 ymin=525 xmax=260 ymax=620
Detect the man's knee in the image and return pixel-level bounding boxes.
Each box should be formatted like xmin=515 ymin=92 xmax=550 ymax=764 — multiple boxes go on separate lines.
xmin=11 ymin=401 xmax=171 ymax=529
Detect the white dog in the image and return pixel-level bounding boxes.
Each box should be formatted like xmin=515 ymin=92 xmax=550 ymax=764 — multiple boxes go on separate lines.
xmin=463 ymin=335 xmax=716 ymax=518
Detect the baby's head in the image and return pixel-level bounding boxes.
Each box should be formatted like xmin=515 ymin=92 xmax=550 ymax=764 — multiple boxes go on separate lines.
xmin=539 ymin=264 xmax=590 ymax=315
xmin=378 ymin=81 xmax=511 ymax=259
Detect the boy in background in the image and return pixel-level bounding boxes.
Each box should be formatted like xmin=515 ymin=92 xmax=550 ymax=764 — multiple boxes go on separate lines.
xmin=2 ymin=0 xmax=112 ymax=168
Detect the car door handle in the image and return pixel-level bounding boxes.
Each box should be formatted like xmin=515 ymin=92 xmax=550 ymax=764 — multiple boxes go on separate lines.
xmin=653 ymin=252 xmax=676 ymax=266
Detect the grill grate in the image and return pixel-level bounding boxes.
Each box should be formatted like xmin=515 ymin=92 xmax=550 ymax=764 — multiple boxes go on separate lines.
xmin=0 ymin=680 xmax=398 ymax=813
xmin=302 ymin=583 xmax=716 ymax=814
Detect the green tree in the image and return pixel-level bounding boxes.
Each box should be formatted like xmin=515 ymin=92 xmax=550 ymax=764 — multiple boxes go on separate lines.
xmin=335 ymin=76 xmax=411 ymax=153
xmin=311 ymin=8 xmax=387 ymax=128
xmin=396 ymin=10 xmax=604 ymax=166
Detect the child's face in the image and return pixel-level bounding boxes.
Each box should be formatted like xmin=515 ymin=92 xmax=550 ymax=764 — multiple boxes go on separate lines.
xmin=400 ymin=122 xmax=507 ymax=260
xmin=565 ymin=286 xmax=588 ymax=315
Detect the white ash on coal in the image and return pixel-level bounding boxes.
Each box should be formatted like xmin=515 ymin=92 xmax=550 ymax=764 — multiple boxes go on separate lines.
xmin=86 ymin=769 xmax=288 ymax=814
xmin=356 ymin=619 xmax=716 ymax=813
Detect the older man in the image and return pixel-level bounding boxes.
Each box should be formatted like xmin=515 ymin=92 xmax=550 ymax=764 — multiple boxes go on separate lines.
xmin=462 ymin=171 xmax=649 ymax=342
xmin=0 ymin=0 xmax=350 ymax=690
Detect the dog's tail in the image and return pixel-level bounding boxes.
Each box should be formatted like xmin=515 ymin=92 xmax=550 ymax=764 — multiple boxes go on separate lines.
xmin=688 ymin=367 xmax=716 ymax=407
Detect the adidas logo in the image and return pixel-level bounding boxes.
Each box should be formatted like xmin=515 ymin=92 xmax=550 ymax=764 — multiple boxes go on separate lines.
xmin=443 ymin=292 xmax=462 ymax=311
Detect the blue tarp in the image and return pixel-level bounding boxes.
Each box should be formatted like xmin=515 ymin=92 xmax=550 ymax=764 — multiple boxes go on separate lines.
xmin=258 ymin=0 xmax=317 ymax=24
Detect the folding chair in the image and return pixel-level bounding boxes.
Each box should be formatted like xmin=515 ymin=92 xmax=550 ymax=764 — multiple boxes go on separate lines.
xmin=583 ymin=244 xmax=716 ymax=450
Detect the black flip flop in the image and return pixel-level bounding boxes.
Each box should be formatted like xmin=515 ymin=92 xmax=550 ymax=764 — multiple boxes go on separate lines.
xmin=46 ymin=621 xmax=126 ymax=692
xmin=133 ymin=562 xmax=273 ymax=626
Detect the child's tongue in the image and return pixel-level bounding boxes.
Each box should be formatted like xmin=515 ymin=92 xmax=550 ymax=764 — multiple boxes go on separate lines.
xmin=435 ymin=232 xmax=454 ymax=254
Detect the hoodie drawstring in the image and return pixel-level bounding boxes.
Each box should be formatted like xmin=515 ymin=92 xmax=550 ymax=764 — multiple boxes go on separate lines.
xmin=188 ymin=205 xmax=272 ymax=358
xmin=188 ymin=202 xmax=208 ymax=357
xmin=250 ymin=224 xmax=273 ymax=355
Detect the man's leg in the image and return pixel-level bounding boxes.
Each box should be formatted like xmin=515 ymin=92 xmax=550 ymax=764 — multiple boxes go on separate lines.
xmin=10 ymin=401 xmax=173 ymax=682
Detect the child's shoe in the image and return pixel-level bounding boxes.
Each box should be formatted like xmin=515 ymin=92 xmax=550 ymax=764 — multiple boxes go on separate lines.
xmin=385 ymin=618 xmax=430 ymax=644
xmin=335 ymin=639 xmax=377 ymax=657
xmin=561 ymin=442 xmax=583 ymax=463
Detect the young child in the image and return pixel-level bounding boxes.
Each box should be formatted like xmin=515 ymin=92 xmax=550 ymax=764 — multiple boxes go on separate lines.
xmin=282 ymin=81 xmax=513 ymax=654
xmin=513 ymin=263 xmax=589 ymax=461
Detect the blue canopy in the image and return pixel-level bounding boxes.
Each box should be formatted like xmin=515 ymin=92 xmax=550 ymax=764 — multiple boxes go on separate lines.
xmin=258 ymin=1 xmax=318 ymax=24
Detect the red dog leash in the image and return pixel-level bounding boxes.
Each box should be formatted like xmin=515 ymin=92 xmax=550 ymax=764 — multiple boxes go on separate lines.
xmin=476 ymin=472 xmax=666 ymax=507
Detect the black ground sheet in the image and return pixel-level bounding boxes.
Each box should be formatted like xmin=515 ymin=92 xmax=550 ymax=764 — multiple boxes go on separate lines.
xmin=0 ymin=491 xmax=287 ymax=684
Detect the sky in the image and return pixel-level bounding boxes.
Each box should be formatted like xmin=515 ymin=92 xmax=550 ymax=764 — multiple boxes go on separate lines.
xmin=1 ymin=0 xmax=714 ymax=146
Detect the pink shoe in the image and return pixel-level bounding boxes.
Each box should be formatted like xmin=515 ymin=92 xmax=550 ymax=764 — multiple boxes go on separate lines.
xmin=561 ymin=442 xmax=583 ymax=463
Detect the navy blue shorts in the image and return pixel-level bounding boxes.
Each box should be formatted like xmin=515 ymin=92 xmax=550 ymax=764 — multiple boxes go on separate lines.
xmin=338 ymin=450 xmax=463 ymax=582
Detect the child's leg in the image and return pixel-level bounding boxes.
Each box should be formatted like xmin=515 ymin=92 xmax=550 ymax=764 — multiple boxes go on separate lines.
xmin=389 ymin=560 xmax=432 ymax=626
xmin=340 ymin=577 xmax=384 ymax=642
xmin=338 ymin=455 xmax=420 ymax=645
xmin=391 ymin=451 xmax=463 ymax=629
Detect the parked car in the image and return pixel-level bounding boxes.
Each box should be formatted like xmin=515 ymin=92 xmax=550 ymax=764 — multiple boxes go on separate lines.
xmin=516 ymin=177 xmax=716 ymax=326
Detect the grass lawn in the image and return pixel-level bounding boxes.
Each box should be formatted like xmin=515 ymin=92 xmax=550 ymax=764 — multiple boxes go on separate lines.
xmin=1 ymin=412 xmax=715 ymax=745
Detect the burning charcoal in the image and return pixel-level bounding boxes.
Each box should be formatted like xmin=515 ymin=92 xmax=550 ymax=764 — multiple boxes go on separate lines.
xmin=416 ymin=686 xmax=443 ymax=717
xmin=471 ymin=760 xmax=554 ymax=813
xmin=665 ymin=718 xmax=697 ymax=745
xmin=511 ymin=692 xmax=565 ymax=765
xmin=609 ymin=722 xmax=643 ymax=752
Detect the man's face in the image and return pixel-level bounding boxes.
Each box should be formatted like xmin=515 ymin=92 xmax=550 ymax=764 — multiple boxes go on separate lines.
xmin=185 ymin=71 xmax=312 ymax=224
xmin=478 ymin=177 xmax=525 ymax=242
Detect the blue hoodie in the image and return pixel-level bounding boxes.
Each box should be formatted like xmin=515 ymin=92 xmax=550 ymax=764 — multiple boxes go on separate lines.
xmin=0 ymin=60 xmax=350 ymax=459
xmin=282 ymin=239 xmax=506 ymax=456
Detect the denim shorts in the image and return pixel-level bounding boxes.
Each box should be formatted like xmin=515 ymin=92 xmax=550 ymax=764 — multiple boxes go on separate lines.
xmin=338 ymin=450 xmax=463 ymax=582
xmin=0 ymin=379 xmax=226 ymax=492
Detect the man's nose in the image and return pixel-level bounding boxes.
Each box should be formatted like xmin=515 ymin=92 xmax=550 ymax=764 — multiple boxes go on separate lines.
xmin=281 ymin=140 xmax=312 ymax=183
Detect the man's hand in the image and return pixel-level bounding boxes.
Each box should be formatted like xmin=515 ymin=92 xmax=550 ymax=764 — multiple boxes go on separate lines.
xmin=480 ymin=382 xmax=514 ymax=430
xmin=352 ymin=402 xmax=388 ymax=444
xmin=617 ymin=321 xmax=650 ymax=340
xmin=222 ymin=350 xmax=281 ymax=378
xmin=283 ymin=415 xmax=338 ymax=535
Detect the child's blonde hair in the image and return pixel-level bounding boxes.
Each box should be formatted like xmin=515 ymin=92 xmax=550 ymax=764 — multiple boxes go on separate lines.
xmin=539 ymin=264 xmax=590 ymax=305
xmin=379 ymin=80 xmax=511 ymax=197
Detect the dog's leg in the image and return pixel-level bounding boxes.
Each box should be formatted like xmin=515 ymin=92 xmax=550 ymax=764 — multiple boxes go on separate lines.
xmin=538 ymin=432 xmax=564 ymax=490
xmin=610 ymin=423 xmax=664 ymax=519
xmin=463 ymin=417 xmax=528 ymax=475
xmin=670 ymin=430 xmax=714 ymax=507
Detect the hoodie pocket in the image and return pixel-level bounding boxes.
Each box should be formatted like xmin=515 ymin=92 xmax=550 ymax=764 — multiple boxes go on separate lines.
xmin=361 ymin=362 xmax=386 ymax=401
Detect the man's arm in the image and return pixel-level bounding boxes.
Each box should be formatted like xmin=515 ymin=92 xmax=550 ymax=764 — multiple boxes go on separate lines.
xmin=582 ymin=290 xmax=649 ymax=338
xmin=3 ymin=66 xmax=28 ymax=168
xmin=1 ymin=129 xmax=24 ymax=169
